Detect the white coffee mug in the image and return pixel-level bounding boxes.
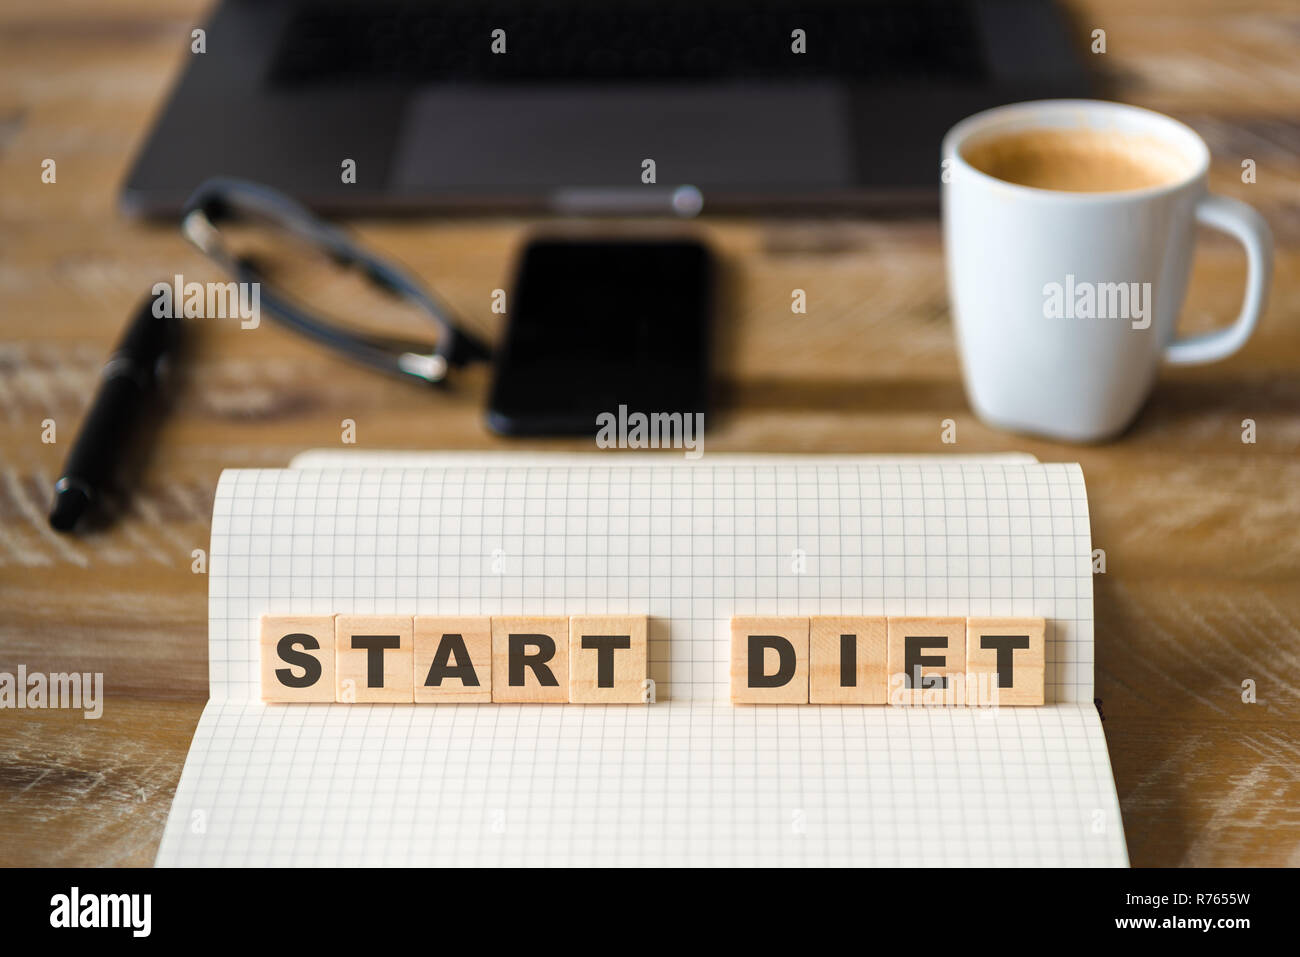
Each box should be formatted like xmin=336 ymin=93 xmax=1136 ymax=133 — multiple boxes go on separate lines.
xmin=942 ymin=100 xmax=1272 ymax=442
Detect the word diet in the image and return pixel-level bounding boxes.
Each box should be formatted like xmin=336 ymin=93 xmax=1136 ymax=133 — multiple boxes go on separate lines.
xmin=262 ymin=614 xmax=1046 ymax=706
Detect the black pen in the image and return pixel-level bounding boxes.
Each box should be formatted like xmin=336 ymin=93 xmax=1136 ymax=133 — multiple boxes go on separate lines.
xmin=49 ymin=291 xmax=182 ymax=532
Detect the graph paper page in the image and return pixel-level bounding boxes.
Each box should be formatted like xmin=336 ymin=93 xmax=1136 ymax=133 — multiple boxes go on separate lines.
xmin=157 ymin=456 xmax=1127 ymax=866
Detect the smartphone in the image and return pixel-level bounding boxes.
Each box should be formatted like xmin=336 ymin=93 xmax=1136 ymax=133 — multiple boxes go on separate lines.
xmin=487 ymin=238 xmax=713 ymax=436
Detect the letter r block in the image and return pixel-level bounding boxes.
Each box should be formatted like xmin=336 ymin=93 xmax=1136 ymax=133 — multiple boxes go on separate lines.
xmin=491 ymin=616 xmax=570 ymax=703
xmin=730 ymin=617 xmax=809 ymax=704
xmin=569 ymin=615 xmax=648 ymax=703
xmin=260 ymin=614 xmax=336 ymax=703
xmin=335 ymin=615 xmax=414 ymax=703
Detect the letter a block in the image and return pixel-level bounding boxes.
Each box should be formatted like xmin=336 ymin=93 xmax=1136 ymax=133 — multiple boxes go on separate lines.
xmin=335 ymin=615 xmax=414 ymax=702
xmin=261 ymin=614 xmax=336 ymax=703
xmin=965 ymin=617 xmax=1046 ymax=706
xmin=491 ymin=616 xmax=570 ymax=703
xmin=569 ymin=615 xmax=648 ymax=703
xmin=730 ymin=617 xmax=809 ymax=704
xmin=414 ymin=616 xmax=492 ymax=703
xmin=887 ymin=617 xmax=965 ymax=706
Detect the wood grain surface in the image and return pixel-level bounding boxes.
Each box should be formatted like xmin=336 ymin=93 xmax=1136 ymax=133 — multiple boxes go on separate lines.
xmin=1 ymin=0 xmax=1298 ymax=866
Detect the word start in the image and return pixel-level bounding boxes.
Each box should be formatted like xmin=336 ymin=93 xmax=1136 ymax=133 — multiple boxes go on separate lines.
xmin=262 ymin=615 xmax=650 ymax=704
xmin=262 ymin=615 xmax=1046 ymax=707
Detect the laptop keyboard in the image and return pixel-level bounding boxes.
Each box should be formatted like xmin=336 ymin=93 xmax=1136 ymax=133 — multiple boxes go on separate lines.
xmin=268 ymin=0 xmax=986 ymax=86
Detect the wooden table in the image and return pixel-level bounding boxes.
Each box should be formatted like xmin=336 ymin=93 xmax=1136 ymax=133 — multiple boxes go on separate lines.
xmin=1 ymin=0 xmax=1296 ymax=866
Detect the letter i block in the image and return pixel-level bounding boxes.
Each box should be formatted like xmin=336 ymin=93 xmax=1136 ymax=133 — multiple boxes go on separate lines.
xmin=261 ymin=615 xmax=336 ymax=702
xmin=414 ymin=616 xmax=492 ymax=703
xmin=569 ymin=615 xmax=648 ymax=703
xmin=810 ymin=616 xmax=888 ymax=704
xmin=886 ymin=617 xmax=966 ymax=706
xmin=730 ymin=617 xmax=809 ymax=704
xmin=491 ymin=616 xmax=570 ymax=703
xmin=965 ymin=617 xmax=1046 ymax=706
xmin=335 ymin=615 xmax=414 ymax=702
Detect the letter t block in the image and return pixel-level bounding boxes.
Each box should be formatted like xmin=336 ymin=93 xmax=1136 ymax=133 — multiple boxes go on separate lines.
xmin=965 ymin=617 xmax=1046 ymax=706
xmin=569 ymin=615 xmax=648 ymax=703
xmin=335 ymin=615 xmax=414 ymax=703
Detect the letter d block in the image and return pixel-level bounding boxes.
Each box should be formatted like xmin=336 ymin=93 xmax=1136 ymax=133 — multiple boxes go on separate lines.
xmin=335 ymin=615 xmax=414 ymax=703
xmin=491 ymin=616 xmax=570 ymax=703
xmin=261 ymin=614 xmax=336 ymax=702
xmin=730 ymin=617 xmax=809 ymax=704
xmin=569 ymin=615 xmax=648 ymax=704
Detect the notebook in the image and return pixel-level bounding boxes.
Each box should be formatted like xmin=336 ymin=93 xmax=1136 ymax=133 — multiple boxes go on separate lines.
xmin=156 ymin=452 xmax=1127 ymax=866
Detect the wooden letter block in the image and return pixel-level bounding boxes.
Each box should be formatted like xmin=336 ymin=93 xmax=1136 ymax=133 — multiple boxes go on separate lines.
xmin=965 ymin=617 xmax=1046 ymax=706
xmin=260 ymin=614 xmax=336 ymax=703
xmin=491 ymin=616 xmax=570 ymax=703
xmin=335 ymin=615 xmax=414 ymax=703
xmin=569 ymin=615 xmax=648 ymax=704
xmin=887 ymin=617 xmax=966 ymax=706
xmin=730 ymin=617 xmax=809 ymax=704
xmin=414 ymin=616 xmax=492 ymax=703
xmin=809 ymin=616 xmax=887 ymax=704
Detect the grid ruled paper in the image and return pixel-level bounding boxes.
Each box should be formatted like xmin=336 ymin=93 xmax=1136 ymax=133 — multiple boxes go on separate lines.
xmin=157 ymin=455 xmax=1127 ymax=866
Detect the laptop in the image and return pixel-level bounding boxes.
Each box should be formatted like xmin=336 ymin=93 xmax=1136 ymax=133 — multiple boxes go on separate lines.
xmin=122 ymin=0 xmax=1091 ymax=218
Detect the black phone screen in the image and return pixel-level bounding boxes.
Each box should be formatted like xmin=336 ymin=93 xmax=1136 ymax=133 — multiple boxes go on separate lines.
xmin=487 ymin=239 xmax=712 ymax=436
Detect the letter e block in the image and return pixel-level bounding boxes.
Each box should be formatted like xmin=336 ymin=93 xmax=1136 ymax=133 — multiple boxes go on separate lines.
xmin=261 ymin=614 xmax=336 ymax=703
xmin=414 ymin=616 xmax=492 ymax=703
xmin=887 ymin=617 xmax=965 ymax=706
xmin=335 ymin=615 xmax=414 ymax=703
xmin=810 ymin=616 xmax=887 ymax=704
xmin=569 ymin=615 xmax=648 ymax=704
xmin=965 ymin=617 xmax=1046 ymax=706
xmin=491 ymin=616 xmax=570 ymax=703
xmin=730 ymin=617 xmax=809 ymax=704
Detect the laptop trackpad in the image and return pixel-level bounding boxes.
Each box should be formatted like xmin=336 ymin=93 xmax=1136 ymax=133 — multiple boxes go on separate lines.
xmin=390 ymin=84 xmax=852 ymax=192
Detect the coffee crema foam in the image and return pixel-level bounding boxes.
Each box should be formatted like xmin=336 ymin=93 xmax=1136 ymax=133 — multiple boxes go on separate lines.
xmin=961 ymin=128 xmax=1191 ymax=192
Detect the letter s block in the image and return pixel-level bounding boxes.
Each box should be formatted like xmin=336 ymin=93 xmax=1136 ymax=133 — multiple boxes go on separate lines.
xmin=260 ymin=614 xmax=336 ymax=703
xmin=730 ymin=617 xmax=809 ymax=704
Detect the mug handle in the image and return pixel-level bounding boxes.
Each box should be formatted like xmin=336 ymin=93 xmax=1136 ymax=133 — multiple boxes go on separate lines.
xmin=1164 ymin=194 xmax=1273 ymax=365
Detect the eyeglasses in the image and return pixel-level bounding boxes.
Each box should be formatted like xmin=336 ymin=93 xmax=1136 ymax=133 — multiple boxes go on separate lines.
xmin=180 ymin=177 xmax=490 ymax=385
